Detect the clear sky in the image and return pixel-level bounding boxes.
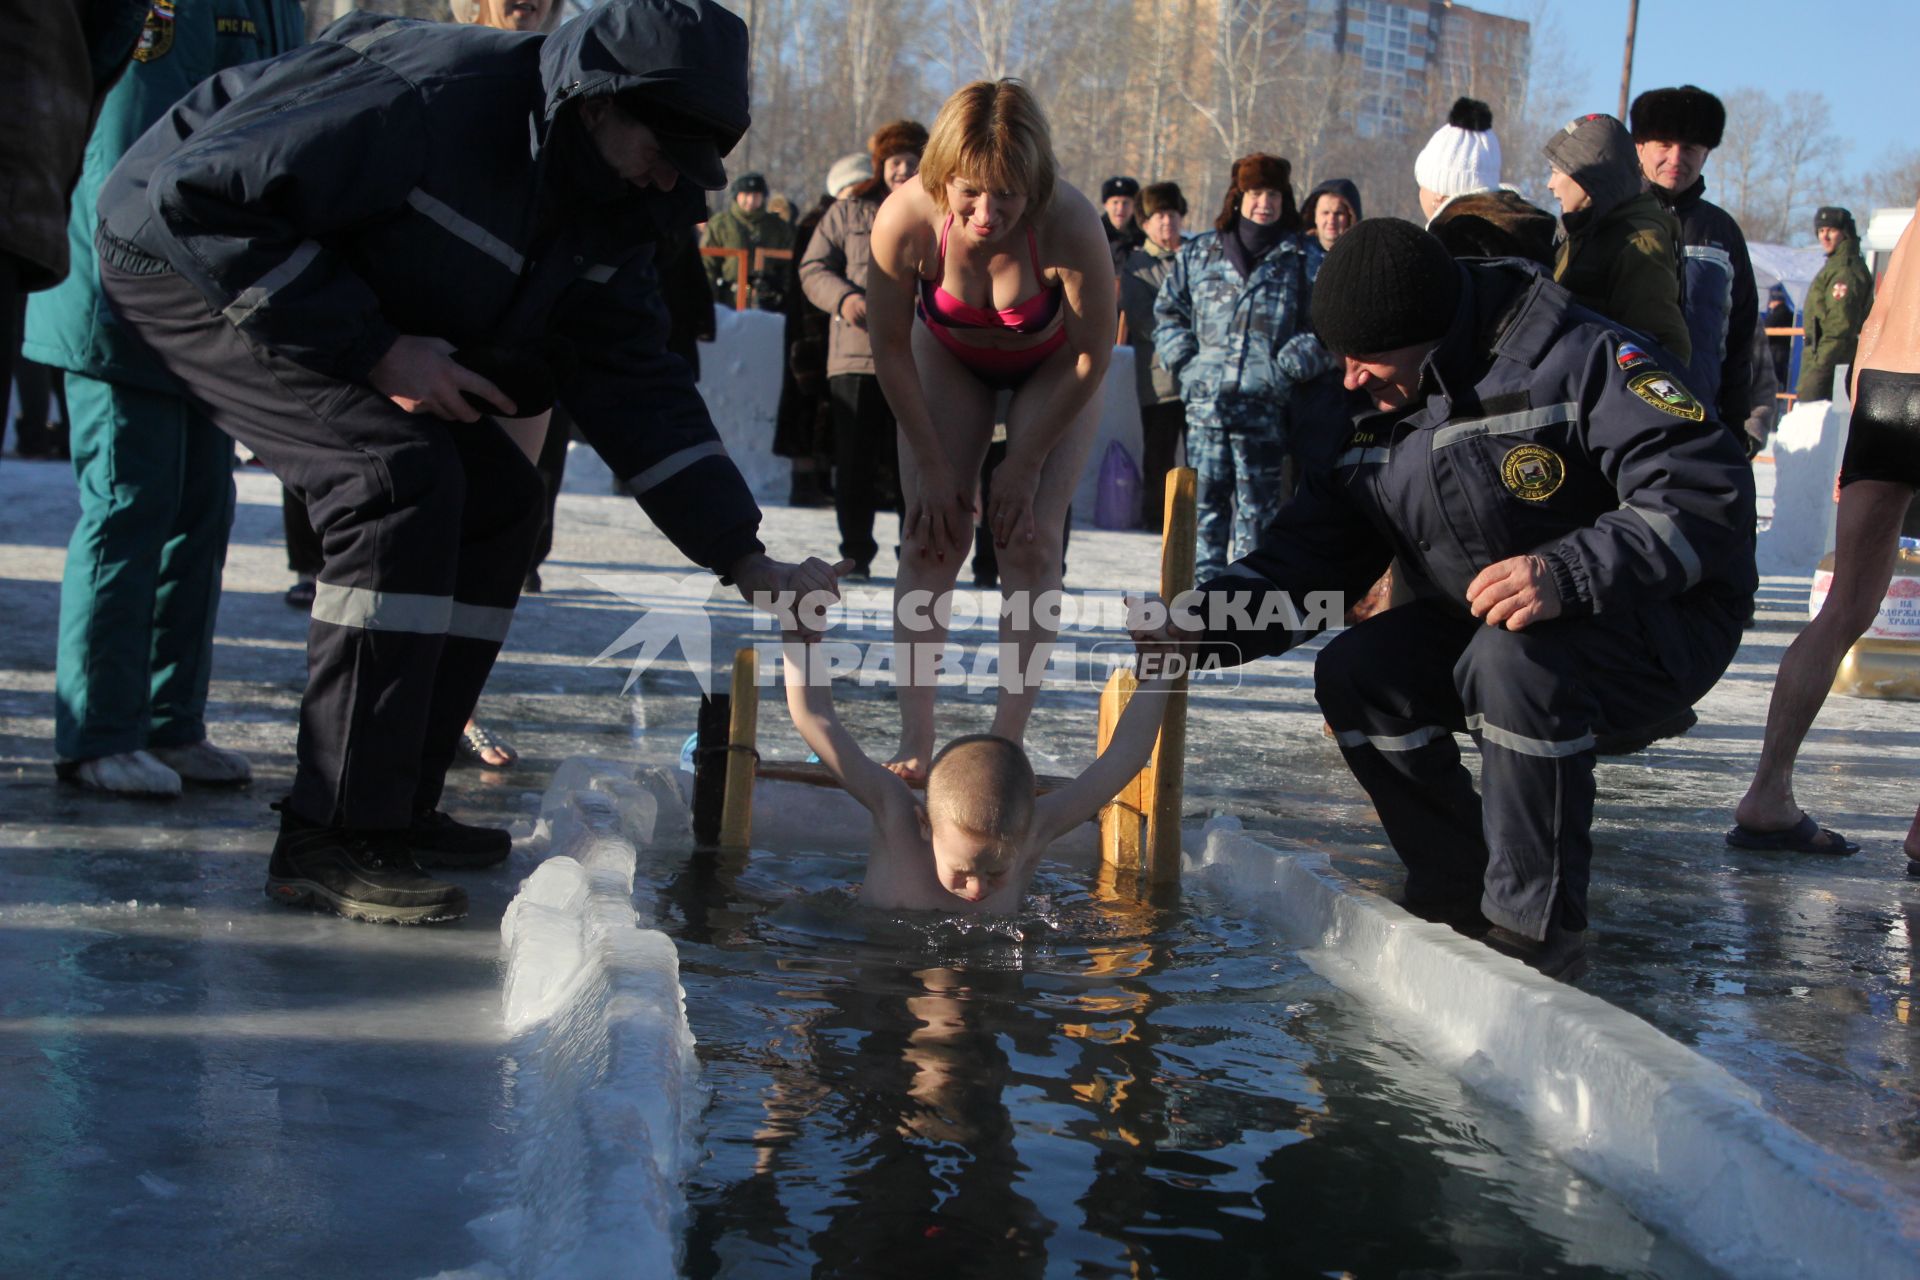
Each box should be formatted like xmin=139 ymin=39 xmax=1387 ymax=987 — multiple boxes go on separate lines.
xmin=1466 ymin=0 xmax=1916 ymax=179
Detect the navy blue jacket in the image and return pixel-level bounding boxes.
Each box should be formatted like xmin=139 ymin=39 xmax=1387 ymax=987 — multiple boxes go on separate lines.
xmin=1197 ymin=262 xmax=1757 ymax=671
xmin=1652 ymin=177 xmax=1757 ymax=433
xmin=96 ymin=0 xmax=763 ymax=574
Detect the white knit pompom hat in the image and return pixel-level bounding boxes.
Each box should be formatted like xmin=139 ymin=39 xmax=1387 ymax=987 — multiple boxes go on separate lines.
xmin=1414 ymin=97 xmax=1502 ymax=198
xmin=825 ymin=152 xmax=873 ymax=197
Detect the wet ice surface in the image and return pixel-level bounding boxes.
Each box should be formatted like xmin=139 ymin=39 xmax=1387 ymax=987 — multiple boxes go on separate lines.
xmin=1 ymin=457 xmax=1916 ymax=1272
xmin=664 ymin=845 xmax=1716 ymax=1278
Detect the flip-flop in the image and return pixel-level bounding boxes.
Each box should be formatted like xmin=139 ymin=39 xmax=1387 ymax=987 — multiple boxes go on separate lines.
xmin=456 ymin=720 xmax=518 ymax=770
xmin=1725 ymin=813 xmax=1858 ymax=855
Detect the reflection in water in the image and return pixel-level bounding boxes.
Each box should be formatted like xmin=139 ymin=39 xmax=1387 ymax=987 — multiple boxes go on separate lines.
xmin=665 ymin=846 xmax=1713 ymax=1280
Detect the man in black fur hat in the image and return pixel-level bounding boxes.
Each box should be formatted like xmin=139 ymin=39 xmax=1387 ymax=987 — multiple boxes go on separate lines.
xmin=1631 ymin=85 xmax=1759 ymax=448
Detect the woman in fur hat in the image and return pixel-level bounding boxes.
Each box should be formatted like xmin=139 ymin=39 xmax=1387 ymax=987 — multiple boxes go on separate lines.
xmin=863 ymin=80 xmax=1117 ymax=779
xmin=1151 ymin=153 xmax=1313 ymax=579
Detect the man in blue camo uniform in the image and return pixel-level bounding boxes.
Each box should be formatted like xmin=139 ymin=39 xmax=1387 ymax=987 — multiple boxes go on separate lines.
xmin=1166 ymin=220 xmax=1757 ymax=979
xmin=1153 ymin=154 xmax=1322 ymax=579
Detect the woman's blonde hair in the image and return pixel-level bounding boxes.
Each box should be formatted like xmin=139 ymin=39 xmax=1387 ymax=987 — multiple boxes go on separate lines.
xmin=919 ymin=79 xmax=1057 ymax=217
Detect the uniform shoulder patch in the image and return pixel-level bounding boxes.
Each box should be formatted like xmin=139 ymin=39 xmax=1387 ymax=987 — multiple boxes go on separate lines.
xmin=1501 ymin=443 xmax=1565 ymax=501
xmin=1626 ymin=370 xmax=1706 ymax=421
xmin=133 ymin=0 xmax=175 ymax=61
xmin=1832 ymin=281 xmax=1849 ymax=298
xmin=1615 ymin=341 xmax=1654 ymax=372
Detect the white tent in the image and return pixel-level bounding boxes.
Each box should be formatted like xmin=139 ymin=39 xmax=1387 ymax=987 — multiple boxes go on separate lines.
xmin=1744 ymin=242 xmax=1827 ymax=309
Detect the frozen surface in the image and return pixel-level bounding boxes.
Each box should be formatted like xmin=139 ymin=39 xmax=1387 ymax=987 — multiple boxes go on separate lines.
xmin=2 ymin=454 xmax=1916 ymax=1272
xmin=1191 ymin=822 xmax=1920 ymax=1278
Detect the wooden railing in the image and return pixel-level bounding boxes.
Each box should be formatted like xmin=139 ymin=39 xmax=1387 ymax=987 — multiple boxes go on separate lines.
xmin=698 ymin=245 xmax=794 ymax=311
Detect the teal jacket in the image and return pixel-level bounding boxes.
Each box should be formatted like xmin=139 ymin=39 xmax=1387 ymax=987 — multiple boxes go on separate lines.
xmin=24 ymin=0 xmax=303 ymax=389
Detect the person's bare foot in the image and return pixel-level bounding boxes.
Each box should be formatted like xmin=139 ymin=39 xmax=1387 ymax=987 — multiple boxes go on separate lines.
xmin=1733 ymin=792 xmax=1803 ymax=836
xmin=458 ymin=718 xmax=517 ymax=770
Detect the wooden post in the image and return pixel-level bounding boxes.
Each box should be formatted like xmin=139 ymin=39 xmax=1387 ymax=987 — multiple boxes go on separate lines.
xmin=1097 ymin=669 xmax=1145 ymax=877
xmin=1145 ymin=467 xmax=1196 ymax=885
xmin=717 ymin=648 xmax=759 ymax=849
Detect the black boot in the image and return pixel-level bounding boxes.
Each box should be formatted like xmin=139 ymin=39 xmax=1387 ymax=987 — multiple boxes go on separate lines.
xmin=265 ymin=807 xmax=467 ymax=924
xmin=408 ymin=809 xmax=512 ymax=869
xmin=1394 ymin=889 xmax=1492 ymax=938
xmin=1482 ymin=921 xmax=1588 ymax=981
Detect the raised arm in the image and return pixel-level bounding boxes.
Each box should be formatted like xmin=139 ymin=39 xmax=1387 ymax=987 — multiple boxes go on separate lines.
xmin=783 ymin=638 xmax=915 ymax=820
xmin=1030 ymin=670 xmax=1173 ymax=847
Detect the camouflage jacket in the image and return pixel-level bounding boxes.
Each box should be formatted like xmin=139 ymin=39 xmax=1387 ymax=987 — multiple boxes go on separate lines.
xmin=1152 ymin=228 xmax=1314 ymax=431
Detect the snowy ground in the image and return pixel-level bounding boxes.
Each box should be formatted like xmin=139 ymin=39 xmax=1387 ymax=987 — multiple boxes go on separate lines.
xmin=1 ymin=450 xmax=1915 ymax=1275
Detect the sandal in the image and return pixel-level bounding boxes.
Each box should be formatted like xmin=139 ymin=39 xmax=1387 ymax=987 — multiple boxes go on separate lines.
xmin=456 ymin=719 xmax=518 ymax=770
xmin=1725 ymin=813 xmax=1857 ymax=855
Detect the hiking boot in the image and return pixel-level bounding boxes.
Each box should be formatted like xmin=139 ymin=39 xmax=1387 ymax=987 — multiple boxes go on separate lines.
xmin=150 ymin=739 xmax=252 ymax=786
xmin=1482 ymin=922 xmax=1588 ymax=982
xmin=265 ymin=808 xmax=467 ymax=925
xmin=407 ymin=809 xmax=512 ymax=869
xmin=56 ymin=749 xmax=182 ymax=798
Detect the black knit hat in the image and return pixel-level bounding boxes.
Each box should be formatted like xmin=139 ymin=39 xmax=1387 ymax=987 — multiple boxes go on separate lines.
xmin=1310 ymin=218 xmax=1461 ymax=356
xmin=1629 ymin=86 xmax=1725 ymax=149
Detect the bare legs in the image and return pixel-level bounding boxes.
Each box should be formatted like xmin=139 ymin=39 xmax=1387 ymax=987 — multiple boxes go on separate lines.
xmin=1735 ymin=478 xmax=1915 ymax=840
xmin=888 ymin=330 xmax=1103 ymax=778
xmin=889 ymin=330 xmax=995 ymax=778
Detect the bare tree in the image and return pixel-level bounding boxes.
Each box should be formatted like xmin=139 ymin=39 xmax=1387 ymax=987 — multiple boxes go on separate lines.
xmin=1180 ymin=0 xmax=1306 ymax=169
xmin=1862 ymin=146 xmax=1920 ymax=212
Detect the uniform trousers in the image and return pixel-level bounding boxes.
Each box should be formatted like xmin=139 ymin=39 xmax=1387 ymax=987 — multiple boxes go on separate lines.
xmin=1313 ymin=597 xmax=1741 ymax=938
xmin=1188 ymin=418 xmax=1286 ymax=580
xmin=103 ymin=260 xmax=543 ymax=830
xmin=55 ymin=371 xmax=235 ymax=760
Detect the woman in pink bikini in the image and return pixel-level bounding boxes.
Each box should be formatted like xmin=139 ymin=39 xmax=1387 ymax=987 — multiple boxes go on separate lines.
xmin=866 ymin=80 xmax=1117 ymax=778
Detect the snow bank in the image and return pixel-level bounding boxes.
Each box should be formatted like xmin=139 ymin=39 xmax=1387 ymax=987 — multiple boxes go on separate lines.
xmin=1757 ymin=391 xmax=1849 ymax=576
xmin=1191 ymin=822 xmax=1920 ymax=1279
xmin=475 ymin=759 xmax=702 ymax=1280
xmin=697 ymin=309 xmax=790 ymax=505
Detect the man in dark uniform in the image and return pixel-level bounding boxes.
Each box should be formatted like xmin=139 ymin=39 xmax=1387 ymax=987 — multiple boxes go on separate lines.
xmin=1100 ymin=175 xmax=1144 ymax=271
xmin=1631 ymin=85 xmax=1758 ymax=448
xmin=1137 ymin=220 xmax=1757 ymax=977
xmin=94 ymin=0 xmax=834 ymax=925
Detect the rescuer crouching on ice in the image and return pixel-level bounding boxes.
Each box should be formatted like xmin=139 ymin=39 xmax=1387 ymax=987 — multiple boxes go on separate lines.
xmin=1134 ymin=218 xmax=1758 ymax=979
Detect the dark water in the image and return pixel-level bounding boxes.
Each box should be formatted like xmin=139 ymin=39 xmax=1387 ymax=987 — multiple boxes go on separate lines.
xmin=652 ymin=844 xmax=1714 ymax=1280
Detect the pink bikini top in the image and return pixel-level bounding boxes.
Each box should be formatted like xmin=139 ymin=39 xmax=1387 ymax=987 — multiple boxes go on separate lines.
xmin=917 ymin=215 xmax=1064 ymax=334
